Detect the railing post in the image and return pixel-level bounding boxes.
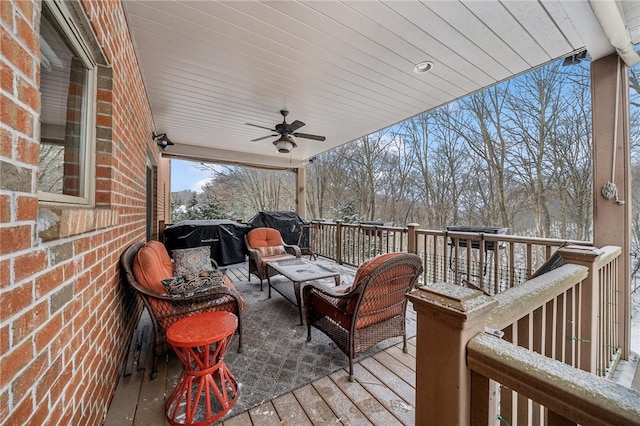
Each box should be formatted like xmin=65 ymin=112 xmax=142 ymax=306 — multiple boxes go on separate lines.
xmin=407 ymin=223 xmax=419 ymax=254
xmin=336 ymin=220 xmax=343 ymax=265
xmin=407 ymin=284 xmax=497 ymax=425
xmin=557 ymin=245 xmax=600 ymax=374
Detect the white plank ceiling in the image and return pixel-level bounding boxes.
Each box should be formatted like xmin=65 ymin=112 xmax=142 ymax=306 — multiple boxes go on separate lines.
xmin=121 ymin=0 xmax=634 ymax=169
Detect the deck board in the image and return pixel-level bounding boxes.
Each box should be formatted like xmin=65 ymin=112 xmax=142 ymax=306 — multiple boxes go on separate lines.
xmin=372 ymin=351 xmax=415 ymax=388
xmin=359 ymin=357 xmax=414 ymax=403
xmin=352 ymin=363 xmax=414 ymax=425
xmin=312 ymin=375 xmax=372 ymax=425
xmin=329 ymin=368 xmax=404 ymax=426
xmin=247 ymin=401 xmax=282 ymax=425
xmin=293 ymin=384 xmax=340 ymax=424
xmin=269 ymin=392 xmax=313 ymax=425
xmin=104 ymin=370 xmax=143 ymax=425
xmin=133 ymin=353 xmax=171 ymax=426
xmin=221 ymin=411 xmax=252 ymax=426
xmin=383 ymin=345 xmax=415 ymax=371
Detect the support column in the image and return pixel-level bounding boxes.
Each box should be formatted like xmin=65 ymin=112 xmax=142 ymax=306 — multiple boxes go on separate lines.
xmin=407 ymin=284 xmax=497 ymax=425
xmin=591 ymin=53 xmax=632 ymax=357
xmin=295 ymin=167 xmax=306 ymax=220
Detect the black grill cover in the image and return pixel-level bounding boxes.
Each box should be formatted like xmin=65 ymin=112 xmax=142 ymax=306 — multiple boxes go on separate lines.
xmin=247 ymin=211 xmax=308 ymax=247
xmin=163 ymin=220 xmax=250 ymax=266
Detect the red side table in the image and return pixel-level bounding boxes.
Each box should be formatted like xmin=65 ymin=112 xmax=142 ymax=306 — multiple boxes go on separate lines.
xmin=165 ymin=311 xmax=239 ymax=425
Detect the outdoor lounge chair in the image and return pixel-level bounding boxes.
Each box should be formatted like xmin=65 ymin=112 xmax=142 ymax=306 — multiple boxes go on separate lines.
xmin=120 ymin=241 xmax=244 ymax=379
xmin=303 ymin=252 xmax=423 ymax=381
xmin=245 ymin=227 xmax=301 ymax=290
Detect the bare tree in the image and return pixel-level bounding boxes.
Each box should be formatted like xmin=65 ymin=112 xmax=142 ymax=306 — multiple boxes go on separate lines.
xmin=400 ymin=112 xmax=436 ymax=226
xmin=548 ymin=64 xmax=592 ymax=240
xmin=343 ymin=131 xmax=393 ymax=221
xmin=198 ymin=163 xmax=295 ymax=219
xmin=306 ymin=146 xmax=351 ymax=219
xmin=505 ymin=64 xmax=567 ymax=237
xmin=401 ymin=108 xmax=472 ymax=228
xmin=377 ymin=129 xmax=418 ymax=225
xmin=450 ymin=86 xmax=513 ymax=228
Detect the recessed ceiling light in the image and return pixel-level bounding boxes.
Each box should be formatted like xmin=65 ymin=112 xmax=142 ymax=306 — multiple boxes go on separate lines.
xmin=413 ymin=61 xmax=434 ymax=74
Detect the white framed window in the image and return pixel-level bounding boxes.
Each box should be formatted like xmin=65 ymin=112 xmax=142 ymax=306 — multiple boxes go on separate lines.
xmin=38 ymin=0 xmax=97 ymax=205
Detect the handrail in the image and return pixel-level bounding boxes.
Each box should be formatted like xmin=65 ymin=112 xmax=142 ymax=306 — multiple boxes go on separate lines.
xmin=486 ymin=264 xmax=588 ymax=330
xmin=467 ymin=333 xmax=640 ymax=426
xmin=597 ymin=245 xmax=623 ymax=267
xmin=408 ymin=243 xmax=625 ymax=424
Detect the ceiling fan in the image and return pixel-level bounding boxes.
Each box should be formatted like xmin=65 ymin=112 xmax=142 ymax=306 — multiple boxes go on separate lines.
xmin=245 ymin=110 xmax=326 ymax=153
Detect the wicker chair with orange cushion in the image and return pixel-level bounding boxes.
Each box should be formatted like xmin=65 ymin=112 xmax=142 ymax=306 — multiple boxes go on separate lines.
xmin=245 ymin=227 xmax=301 ymax=290
xmin=120 ymin=241 xmax=245 ymax=379
xmin=303 ymin=252 xmax=423 ymax=381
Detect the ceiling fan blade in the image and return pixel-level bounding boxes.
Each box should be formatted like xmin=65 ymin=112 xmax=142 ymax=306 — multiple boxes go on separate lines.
xmin=251 ymin=134 xmax=278 ymax=142
xmin=293 ymin=132 xmax=326 ymax=141
xmin=287 ymin=120 xmax=305 ymax=132
xmin=245 ymin=123 xmax=277 ymax=132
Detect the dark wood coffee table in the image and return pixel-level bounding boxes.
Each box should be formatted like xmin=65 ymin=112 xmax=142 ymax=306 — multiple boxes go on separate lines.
xmin=266 ymin=258 xmax=340 ymax=325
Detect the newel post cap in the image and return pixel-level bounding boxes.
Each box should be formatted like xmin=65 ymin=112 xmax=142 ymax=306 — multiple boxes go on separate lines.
xmin=407 ymin=283 xmax=497 ymax=329
xmin=557 ymin=245 xmax=601 ymax=264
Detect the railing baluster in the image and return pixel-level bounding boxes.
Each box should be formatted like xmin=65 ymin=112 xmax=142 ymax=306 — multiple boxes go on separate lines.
xmin=479 ymin=237 xmax=485 ymax=291
xmin=509 ymin=242 xmax=516 ymax=289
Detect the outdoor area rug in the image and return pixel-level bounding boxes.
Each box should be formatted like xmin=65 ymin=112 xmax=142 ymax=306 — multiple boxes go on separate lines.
xmin=221 ymin=269 xmax=417 ymax=418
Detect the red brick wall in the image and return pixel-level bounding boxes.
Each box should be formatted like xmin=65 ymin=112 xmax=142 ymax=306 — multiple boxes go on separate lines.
xmin=1 ymin=1 xmax=170 ymax=424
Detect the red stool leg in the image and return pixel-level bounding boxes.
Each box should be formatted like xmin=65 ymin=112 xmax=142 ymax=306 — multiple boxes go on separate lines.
xmin=166 ymin=333 xmax=238 ymax=425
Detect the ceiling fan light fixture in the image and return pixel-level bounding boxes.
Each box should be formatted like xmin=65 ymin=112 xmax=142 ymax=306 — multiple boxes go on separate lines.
xmin=413 ymin=60 xmax=434 ymax=74
xmin=274 ymin=134 xmax=297 ymax=153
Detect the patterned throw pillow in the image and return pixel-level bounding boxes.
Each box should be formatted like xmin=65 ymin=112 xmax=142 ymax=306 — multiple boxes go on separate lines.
xmin=256 ymin=245 xmax=286 ymax=257
xmin=172 ymin=246 xmax=214 ymax=276
xmin=162 ymin=270 xmax=225 ymax=296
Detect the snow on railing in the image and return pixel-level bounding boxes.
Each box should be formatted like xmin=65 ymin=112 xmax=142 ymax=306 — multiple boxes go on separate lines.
xmin=407 ymin=245 xmax=629 ymax=425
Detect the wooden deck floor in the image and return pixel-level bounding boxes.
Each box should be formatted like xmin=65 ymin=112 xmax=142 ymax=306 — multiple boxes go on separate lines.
xmin=220 ymin=339 xmax=416 ymax=426
xmin=105 ymin=260 xmax=417 ymax=426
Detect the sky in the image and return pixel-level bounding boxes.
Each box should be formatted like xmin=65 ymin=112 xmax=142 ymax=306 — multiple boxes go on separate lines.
xmin=170 ymin=159 xmax=212 ymax=193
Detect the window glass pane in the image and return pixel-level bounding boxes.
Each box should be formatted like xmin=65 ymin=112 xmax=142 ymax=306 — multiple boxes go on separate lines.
xmin=38 ymin=6 xmax=89 ymax=197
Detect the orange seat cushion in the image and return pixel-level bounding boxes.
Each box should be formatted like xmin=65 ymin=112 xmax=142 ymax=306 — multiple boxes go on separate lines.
xmin=133 ymin=242 xmax=173 ymax=295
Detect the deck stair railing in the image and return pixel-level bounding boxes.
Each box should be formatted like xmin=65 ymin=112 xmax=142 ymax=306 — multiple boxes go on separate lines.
xmin=407 ymin=245 xmax=638 ymax=425
xmin=311 ymin=221 xmax=589 ymax=294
